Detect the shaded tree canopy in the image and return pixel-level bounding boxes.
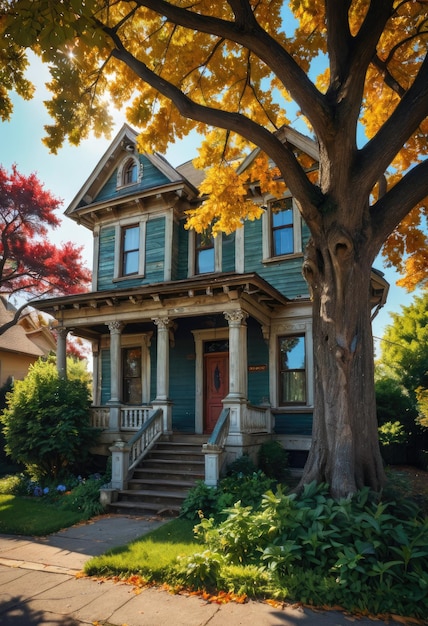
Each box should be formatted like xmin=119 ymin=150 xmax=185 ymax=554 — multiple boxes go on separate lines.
xmin=0 ymin=164 xmax=91 ymax=335
xmin=1 ymin=0 xmax=427 ymax=497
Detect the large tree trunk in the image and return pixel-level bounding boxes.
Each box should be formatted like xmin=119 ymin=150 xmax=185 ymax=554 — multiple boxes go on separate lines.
xmin=299 ymin=228 xmax=386 ymax=498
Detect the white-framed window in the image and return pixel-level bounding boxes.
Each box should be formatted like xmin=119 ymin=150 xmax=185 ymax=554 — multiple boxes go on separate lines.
xmin=188 ymin=230 xmax=222 ymax=276
xmin=262 ymin=195 xmax=302 ymax=261
xmin=113 ymin=220 xmax=146 ymax=280
xmin=269 ymin=311 xmax=314 ymax=408
xmin=116 ymin=156 xmax=143 ymax=189
xmin=278 ymin=334 xmax=306 ymax=405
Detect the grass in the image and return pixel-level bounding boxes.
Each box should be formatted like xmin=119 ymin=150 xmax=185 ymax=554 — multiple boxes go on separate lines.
xmin=84 ymin=518 xmax=198 ymax=580
xmin=0 ymin=494 xmax=88 ymax=535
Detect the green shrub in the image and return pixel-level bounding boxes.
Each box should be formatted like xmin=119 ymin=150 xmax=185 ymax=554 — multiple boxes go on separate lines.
xmin=1 ymin=358 xmax=100 ymax=481
xmin=58 ymin=476 xmax=105 ymax=517
xmin=0 ymin=473 xmax=29 ymax=495
xmin=226 ymin=454 xmax=257 ymax=476
xmin=180 ymin=471 xmax=274 ymax=521
xmin=378 ymin=420 xmax=408 ymax=446
xmin=180 ymin=482 xmax=428 ymax=619
xmin=257 ymin=440 xmax=290 ymax=481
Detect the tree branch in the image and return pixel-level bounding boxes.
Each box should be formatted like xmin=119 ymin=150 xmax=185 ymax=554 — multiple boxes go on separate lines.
xmin=369 ymin=158 xmax=428 ymax=252
xmin=357 ymin=53 xmax=428 ymax=190
xmin=133 ymin=0 xmax=330 ymax=137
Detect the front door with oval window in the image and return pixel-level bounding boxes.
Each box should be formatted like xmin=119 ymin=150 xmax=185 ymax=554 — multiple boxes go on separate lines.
xmin=204 ymin=352 xmax=229 ymax=433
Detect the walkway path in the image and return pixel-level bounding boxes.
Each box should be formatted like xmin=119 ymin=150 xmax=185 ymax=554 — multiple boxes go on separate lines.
xmin=0 ymin=514 xmax=409 ymax=625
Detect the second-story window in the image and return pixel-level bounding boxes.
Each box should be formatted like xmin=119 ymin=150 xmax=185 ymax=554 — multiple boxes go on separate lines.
xmin=271 ymin=197 xmax=294 ymax=256
xmin=196 ymin=232 xmax=215 ymax=274
xmin=122 ymin=225 xmax=140 ymax=276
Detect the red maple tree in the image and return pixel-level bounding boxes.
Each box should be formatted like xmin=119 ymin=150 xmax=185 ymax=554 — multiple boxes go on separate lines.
xmin=0 ymin=164 xmax=91 ymax=335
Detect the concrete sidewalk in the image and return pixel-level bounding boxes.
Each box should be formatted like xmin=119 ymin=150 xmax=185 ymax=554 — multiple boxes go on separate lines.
xmin=0 ymin=515 xmax=411 ymax=625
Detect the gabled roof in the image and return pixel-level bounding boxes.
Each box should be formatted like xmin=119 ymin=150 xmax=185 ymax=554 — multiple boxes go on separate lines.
xmin=0 ymin=298 xmax=45 ymax=358
xmin=65 ymin=124 xmax=199 ymax=222
xmin=237 ymin=126 xmax=319 ymax=175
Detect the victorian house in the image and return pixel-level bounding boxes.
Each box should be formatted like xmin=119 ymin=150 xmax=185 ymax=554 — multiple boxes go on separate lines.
xmin=33 ymin=124 xmax=388 ymax=513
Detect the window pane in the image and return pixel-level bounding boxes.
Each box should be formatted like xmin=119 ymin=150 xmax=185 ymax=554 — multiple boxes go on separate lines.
xmin=280 ymin=371 xmax=306 ymax=404
xmin=124 ymin=161 xmax=138 ymax=184
xmin=279 ymin=336 xmax=306 ymax=404
xmin=280 ymin=336 xmax=305 ymax=369
xmin=273 ymin=227 xmax=293 ymax=255
xmin=124 ymin=226 xmax=139 ymax=251
xmin=272 ymin=207 xmax=293 ymax=227
xmin=197 ymin=248 xmax=215 ymax=273
xmin=124 ymin=250 xmax=139 ymax=275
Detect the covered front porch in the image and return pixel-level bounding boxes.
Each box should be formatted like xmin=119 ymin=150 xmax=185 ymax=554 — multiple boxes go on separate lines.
xmin=35 ymin=273 xmax=287 ymax=490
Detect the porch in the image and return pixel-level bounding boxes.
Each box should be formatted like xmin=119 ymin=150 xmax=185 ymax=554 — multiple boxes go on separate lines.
xmin=91 ymin=401 xmax=273 ymax=493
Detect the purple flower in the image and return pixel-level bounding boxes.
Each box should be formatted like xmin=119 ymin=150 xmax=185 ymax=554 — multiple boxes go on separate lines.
xmin=43 ymin=487 xmax=49 ymax=495
xmin=57 ymin=484 xmax=66 ymax=492
xmin=33 ymin=486 xmax=43 ymax=497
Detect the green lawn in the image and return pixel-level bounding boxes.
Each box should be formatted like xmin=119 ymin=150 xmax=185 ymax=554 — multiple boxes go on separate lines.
xmin=84 ymin=518 xmax=198 ymax=580
xmin=0 ymin=494 xmax=86 ymax=535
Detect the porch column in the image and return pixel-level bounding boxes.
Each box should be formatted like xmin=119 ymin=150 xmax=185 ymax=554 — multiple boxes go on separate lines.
xmin=56 ymin=327 xmax=69 ymax=379
xmin=91 ymin=341 xmax=100 ymax=405
xmin=224 ymin=309 xmax=248 ymax=399
xmin=106 ymin=321 xmax=124 ymax=431
xmin=152 ymin=316 xmax=173 ymax=432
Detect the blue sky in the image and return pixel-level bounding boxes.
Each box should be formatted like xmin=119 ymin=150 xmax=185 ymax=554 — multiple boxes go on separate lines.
xmin=0 ymin=55 xmax=421 ymax=348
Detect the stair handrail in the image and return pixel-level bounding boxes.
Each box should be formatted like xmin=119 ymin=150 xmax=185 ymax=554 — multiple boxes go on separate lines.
xmin=202 ymin=408 xmax=230 ymax=487
xmin=128 ymin=407 xmax=163 ymax=474
xmin=204 ymin=407 xmax=230 ymax=451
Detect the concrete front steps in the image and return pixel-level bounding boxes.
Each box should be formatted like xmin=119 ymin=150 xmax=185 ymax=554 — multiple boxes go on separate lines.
xmin=110 ymin=434 xmax=206 ymax=516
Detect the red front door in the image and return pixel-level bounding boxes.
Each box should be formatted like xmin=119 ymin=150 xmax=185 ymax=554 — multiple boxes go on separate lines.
xmin=204 ymin=352 xmax=229 ymax=433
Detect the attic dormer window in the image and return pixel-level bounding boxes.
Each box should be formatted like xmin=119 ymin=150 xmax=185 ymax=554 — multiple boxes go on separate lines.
xmin=117 ymin=155 xmax=142 ymax=189
xmin=124 ymin=159 xmax=138 ymax=185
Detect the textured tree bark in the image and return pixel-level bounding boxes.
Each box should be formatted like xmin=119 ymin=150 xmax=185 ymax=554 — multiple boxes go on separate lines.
xmin=299 ymin=229 xmax=386 ymax=498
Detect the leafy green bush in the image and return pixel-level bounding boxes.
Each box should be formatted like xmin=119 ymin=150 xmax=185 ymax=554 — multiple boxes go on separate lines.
xmin=226 ymin=454 xmax=257 ymax=476
xmin=378 ymin=420 xmax=408 ymax=446
xmin=58 ymin=476 xmax=105 ymax=517
xmin=177 ymin=482 xmax=428 ymax=619
xmin=257 ymin=440 xmax=290 ymax=481
xmin=180 ymin=470 xmax=274 ymax=521
xmin=0 ymin=473 xmax=29 ymax=495
xmin=1 ymin=358 xmax=100 ymax=481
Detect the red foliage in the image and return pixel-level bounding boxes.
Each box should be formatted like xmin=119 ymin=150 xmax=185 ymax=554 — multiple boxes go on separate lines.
xmin=0 ymin=164 xmax=91 ymax=299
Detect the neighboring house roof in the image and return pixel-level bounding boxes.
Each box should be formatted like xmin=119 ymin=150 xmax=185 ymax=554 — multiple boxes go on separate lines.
xmin=0 ymin=298 xmax=45 ymax=358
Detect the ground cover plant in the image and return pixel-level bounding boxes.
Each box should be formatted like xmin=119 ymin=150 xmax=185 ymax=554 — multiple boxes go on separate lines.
xmin=84 ymin=469 xmax=428 ymax=621
xmin=84 ymin=518 xmax=197 ymax=580
xmin=0 ymin=472 xmax=107 ymax=535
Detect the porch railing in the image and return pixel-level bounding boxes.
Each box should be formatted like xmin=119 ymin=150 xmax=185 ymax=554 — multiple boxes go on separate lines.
xmin=90 ymin=406 xmax=110 ymax=429
xmin=90 ymin=405 xmax=154 ymax=431
xmin=121 ymin=406 xmax=153 ymax=430
xmin=128 ymin=408 xmax=164 ymax=474
xmin=242 ymin=403 xmax=272 ymax=433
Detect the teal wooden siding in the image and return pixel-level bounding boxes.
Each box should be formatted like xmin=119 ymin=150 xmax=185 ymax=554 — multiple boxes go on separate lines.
xmin=247 ymin=318 xmax=270 ymax=405
xmin=93 ymin=155 xmax=170 ymax=204
xmin=222 ymin=232 xmax=236 ymax=272
xmin=145 ymin=217 xmax=165 ymax=282
xmin=177 ymin=220 xmax=189 ymax=280
xmin=97 ymin=226 xmax=115 ymax=291
xmin=274 ymin=412 xmax=313 ymax=435
xmin=169 ymin=326 xmax=196 ymax=431
xmin=100 ymin=349 xmax=111 ymax=405
xmin=243 ymin=219 xmax=309 ymax=299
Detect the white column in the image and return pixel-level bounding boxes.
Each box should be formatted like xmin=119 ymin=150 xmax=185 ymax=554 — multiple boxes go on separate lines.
xmin=153 ymin=317 xmax=170 ymax=401
xmin=107 ymin=321 xmax=123 ymax=404
xmin=224 ymin=310 xmax=248 ymax=399
xmin=56 ymin=327 xmax=68 ymax=379
xmin=91 ymin=341 xmax=100 ymax=405
xmin=152 ymin=317 xmax=173 ymax=432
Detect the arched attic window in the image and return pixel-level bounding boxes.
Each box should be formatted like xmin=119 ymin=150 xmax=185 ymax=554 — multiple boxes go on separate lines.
xmin=117 ymin=154 xmax=143 ymax=188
